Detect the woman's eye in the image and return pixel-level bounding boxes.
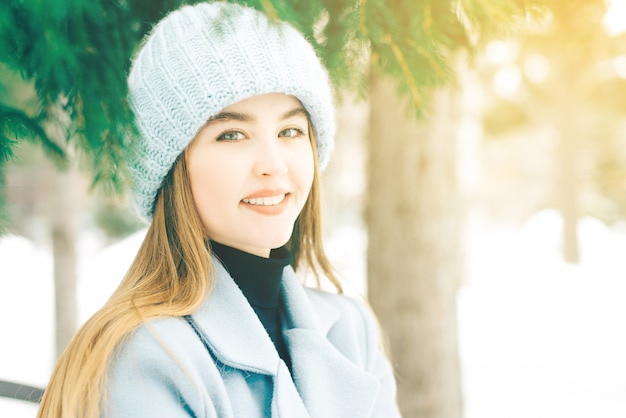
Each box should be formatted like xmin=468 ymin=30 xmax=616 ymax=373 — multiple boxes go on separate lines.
xmin=216 ymin=130 xmax=245 ymax=141
xmin=279 ymin=127 xmax=306 ymax=138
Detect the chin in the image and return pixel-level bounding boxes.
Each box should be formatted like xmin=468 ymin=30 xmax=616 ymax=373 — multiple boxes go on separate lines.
xmin=266 ymin=237 xmax=292 ymax=250
xmin=253 ymin=232 xmax=293 ymax=251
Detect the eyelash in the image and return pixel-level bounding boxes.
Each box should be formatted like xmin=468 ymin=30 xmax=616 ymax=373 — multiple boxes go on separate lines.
xmin=216 ymin=130 xmax=245 ymax=141
xmin=279 ymin=127 xmax=306 ymax=138
xmin=215 ymin=127 xmax=306 ymax=142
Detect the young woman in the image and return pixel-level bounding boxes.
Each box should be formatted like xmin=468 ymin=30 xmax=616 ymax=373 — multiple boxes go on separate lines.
xmin=37 ymin=2 xmax=400 ymax=417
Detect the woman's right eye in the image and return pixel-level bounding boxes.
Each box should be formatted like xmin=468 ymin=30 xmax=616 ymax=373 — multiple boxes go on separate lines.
xmin=216 ymin=130 xmax=245 ymax=141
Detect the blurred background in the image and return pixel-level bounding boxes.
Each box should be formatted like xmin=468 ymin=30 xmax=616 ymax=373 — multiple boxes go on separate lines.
xmin=1 ymin=0 xmax=626 ymax=417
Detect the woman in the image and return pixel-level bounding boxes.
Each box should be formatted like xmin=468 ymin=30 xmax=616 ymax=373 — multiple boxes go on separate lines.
xmin=37 ymin=2 xmax=400 ymax=417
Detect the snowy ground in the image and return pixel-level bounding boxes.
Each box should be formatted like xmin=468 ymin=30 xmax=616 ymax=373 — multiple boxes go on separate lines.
xmin=1 ymin=209 xmax=625 ymax=417
xmin=460 ymin=211 xmax=626 ymax=418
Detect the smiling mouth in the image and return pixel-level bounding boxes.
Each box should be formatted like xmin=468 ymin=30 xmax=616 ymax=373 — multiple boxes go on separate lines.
xmin=241 ymin=194 xmax=287 ymax=206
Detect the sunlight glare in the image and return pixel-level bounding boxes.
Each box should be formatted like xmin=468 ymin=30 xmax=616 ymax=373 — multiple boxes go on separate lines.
xmin=614 ymin=55 xmax=626 ymax=78
xmin=604 ymin=0 xmax=626 ymax=36
xmin=492 ymin=65 xmax=522 ymax=98
xmin=524 ymin=54 xmax=550 ymax=84
xmin=485 ymin=41 xmax=518 ymax=65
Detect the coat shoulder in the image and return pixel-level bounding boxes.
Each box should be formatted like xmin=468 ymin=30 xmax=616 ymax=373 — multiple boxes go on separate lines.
xmin=304 ymin=287 xmax=376 ymax=329
xmin=105 ymin=317 xmax=222 ymax=418
xmin=300 ymin=287 xmax=401 ymax=417
xmin=304 ymin=287 xmax=372 ymax=327
xmin=303 ymin=288 xmax=382 ymax=368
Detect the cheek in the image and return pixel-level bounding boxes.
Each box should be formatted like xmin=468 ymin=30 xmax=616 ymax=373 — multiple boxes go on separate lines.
xmin=187 ymin=153 xmax=231 ymax=221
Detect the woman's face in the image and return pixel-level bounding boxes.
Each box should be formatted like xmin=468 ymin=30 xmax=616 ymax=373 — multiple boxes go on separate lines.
xmin=186 ymin=93 xmax=315 ymax=257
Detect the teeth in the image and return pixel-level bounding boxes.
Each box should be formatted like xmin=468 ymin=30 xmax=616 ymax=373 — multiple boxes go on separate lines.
xmin=243 ymin=194 xmax=286 ymax=206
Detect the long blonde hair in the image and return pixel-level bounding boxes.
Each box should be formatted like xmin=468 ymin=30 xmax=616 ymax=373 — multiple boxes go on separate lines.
xmin=37 ymin=126 xmax=341 ymax=418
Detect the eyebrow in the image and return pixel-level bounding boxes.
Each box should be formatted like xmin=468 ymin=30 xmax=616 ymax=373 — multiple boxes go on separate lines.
xmin=208 ymin=111 xmax=252 ymax=123
xmin=206 ymin=106 xmax=308 ymax=125
xmin=281 ymin=107 xmax=309 ymax=120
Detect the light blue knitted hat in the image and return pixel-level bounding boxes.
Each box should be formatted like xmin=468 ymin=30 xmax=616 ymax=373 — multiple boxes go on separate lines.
xmin=127 ymin=1 xmax=336 ymax=221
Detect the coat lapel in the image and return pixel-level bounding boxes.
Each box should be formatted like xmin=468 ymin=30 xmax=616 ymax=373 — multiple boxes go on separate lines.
xmin=190 ymin=258 xmax=312 ymax=417
xmin=190 ymin=258 xmax=380 ymax=417
xmin=190 ymin=258 xmax=279 ymax=375
xmin=281 ymin=267 xmax=381 ymax=418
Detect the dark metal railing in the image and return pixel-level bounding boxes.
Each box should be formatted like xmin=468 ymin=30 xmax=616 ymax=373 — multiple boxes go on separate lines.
xmin=0 ymin=380 xmax=44 ymax=404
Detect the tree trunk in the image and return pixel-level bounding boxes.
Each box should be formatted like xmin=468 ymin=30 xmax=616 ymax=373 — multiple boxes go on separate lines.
xmin=41 ymin=103 xmax=81 ymax=358
xmin=557 ymin=127 xmax=579 ymax=263
xmin=555 ymin=82 xmax=580 ymax=263
xmin=44 ymin=163 xmax=80 ymax=358
xmin=366 ymin=71 xmax=463 ymax=418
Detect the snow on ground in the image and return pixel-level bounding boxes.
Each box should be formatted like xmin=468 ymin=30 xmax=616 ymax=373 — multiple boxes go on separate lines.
xmin=1 ymin=209 xmax=625 ymax=417
xmin=460 ymin=210 xmax=626 ymax=418
xmin=0 ymin=236 xmax=53 ymax=418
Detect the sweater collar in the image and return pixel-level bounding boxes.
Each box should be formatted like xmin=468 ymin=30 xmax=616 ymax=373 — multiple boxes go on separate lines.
xmin=210 ymin=241 xmax=292 ymax=308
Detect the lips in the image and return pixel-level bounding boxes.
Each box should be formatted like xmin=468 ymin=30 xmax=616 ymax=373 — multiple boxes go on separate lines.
xmin=240 ymin=191 xmax=290 ymax=216
xmin=241 ymin=194 xmax=286 ymax=206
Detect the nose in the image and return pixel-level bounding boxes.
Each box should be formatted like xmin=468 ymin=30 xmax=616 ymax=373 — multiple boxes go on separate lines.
xmin=253 ymin=137 xmax=288 ymax=177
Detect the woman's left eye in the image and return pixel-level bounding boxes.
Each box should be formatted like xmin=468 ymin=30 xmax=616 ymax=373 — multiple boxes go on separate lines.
xmin=279 ymin=127 xmax=306 ymax=138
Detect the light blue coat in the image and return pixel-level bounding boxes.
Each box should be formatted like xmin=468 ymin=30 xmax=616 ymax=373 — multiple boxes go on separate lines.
xmin=105 ymin=258 xmax=401 ymax=417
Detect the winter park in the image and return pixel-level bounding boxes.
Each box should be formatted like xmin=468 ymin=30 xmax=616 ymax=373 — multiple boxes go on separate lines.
xmin=2 ymin=1 xmax=626 ymax=418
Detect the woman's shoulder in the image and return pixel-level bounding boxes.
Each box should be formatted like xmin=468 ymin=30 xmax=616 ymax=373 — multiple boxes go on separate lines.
xmin=106 ymin=316 xmax=219 ymax=416
xmin=111 ymin=317 xmax=219 ymax=390
xmin=118 ymin=315 xmax=189 ymax=344
xmin=302 ymin=287 xmax=381 ymax=350
xmin=109 ymin=315 xmax=208 ymax=376
xmin=304 ymin=286 xmax=372 ymax=322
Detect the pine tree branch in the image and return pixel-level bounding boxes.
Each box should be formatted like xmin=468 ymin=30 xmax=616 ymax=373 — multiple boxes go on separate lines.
xmin=0 ymin=103 xmax=67 ymax=166
xmin=382 ymin=33 xmax=422 ymax=109
xmin=259 ymin=0 xmax=280 ymax=20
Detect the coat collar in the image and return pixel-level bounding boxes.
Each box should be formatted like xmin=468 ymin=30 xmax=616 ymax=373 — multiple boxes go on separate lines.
xmin=280 ymin=265 xmax=340 ymax=334
xmin=280 ymin=267 xmax=380 ymax=418
xmin=190 ymin=257 xmax=280 ymax=374
xmin=190 ymin=256 xmax=380 ymax=417
xmin=190 ymin=257 xmax=342 ymax=373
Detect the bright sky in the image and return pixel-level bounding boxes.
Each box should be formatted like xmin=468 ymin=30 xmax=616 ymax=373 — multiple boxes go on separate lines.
xmin=604 ymin=0 xmax=626 ymax=35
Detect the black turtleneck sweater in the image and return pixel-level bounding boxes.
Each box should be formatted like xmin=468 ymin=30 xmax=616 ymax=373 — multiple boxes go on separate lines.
xmin=210 ymin=241 xmax=293 ymax=371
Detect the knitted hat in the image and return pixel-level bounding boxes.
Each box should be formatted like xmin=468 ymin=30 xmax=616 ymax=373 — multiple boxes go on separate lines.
xmin=127 ymin=1 xmax=336 ymax=221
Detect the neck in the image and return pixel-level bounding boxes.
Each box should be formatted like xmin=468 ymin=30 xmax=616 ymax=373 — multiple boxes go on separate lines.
xmin=213 ymin=241 xmax=271 ymax=258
